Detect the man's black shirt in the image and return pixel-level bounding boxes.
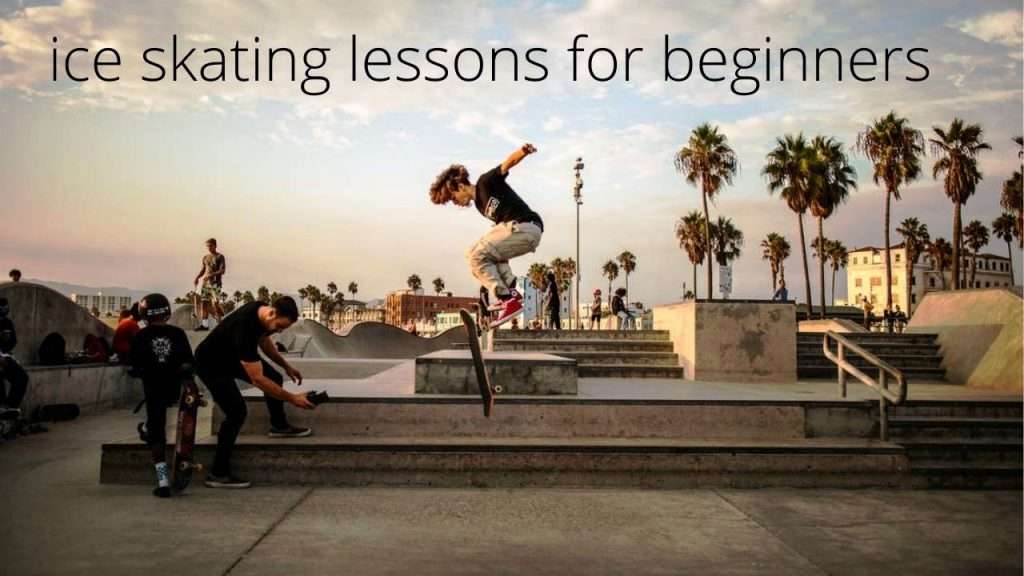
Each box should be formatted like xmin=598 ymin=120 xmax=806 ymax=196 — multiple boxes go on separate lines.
xmin=474 ymin=166 xmax=543 ymax=231
xmin=195 ymin=301 xmax=269 ymax=377
xmin=131 ymin=324 xmax=193 ymax=382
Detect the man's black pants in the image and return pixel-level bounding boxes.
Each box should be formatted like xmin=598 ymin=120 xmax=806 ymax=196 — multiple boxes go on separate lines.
xmin=0 ymin=356 xmax=28 ymax=408
xmin=199 ymin=360 xmax=290 ymax=477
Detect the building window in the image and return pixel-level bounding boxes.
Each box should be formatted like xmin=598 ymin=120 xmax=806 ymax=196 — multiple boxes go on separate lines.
xmin=855 ymin=278 xmax=863 ymax=287
xmin=911 ymin=276 xmax=916 ymax=286
xmin=985 ymin=281 xmax=990 ymax=287
xmin=891 ymin=276 xmax=898 ymax=286
xmin=870 ymin=277 xmax=881 ymax=287
xmin=895 ymin=254 xmax=901 ymax=263
xmin=929 ymin=278 xmax=935 ymax=288
xmin=911 ymin=294 xmax=916 ymax=303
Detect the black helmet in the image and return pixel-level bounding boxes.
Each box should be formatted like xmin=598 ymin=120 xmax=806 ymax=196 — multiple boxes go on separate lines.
xmin=139 ymin=293 xmax=171 ymax=322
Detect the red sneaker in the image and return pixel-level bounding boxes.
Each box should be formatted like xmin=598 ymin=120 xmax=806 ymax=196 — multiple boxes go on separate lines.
xmin=490 ymin=295 xmax=524 ymax=328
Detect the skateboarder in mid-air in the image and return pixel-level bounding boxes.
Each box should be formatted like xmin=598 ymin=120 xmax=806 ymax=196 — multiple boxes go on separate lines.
xmin=131 ymin=293 xmax=194 ymax=498
xmin=430 ymin=143 xmax=544 ymax=328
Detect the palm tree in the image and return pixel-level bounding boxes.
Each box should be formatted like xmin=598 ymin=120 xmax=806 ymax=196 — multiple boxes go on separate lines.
xmin=809 ymin=135 xmax=856 ymax=318
xmin=347 ymin=282 xmax=358 ymax=301
xmin=306 ymin=286 xmax=322 ymax=322
xmin=826 ymin=240 xmax=848 ymax=306
xmin=676 ymin=211 xmax=707 ymax=299
xmin=992 ymin=213 xmax=1016 ymax=284
xmin=527 ymin=262 xmax=550 ymax=322
xmin=297 ymin=287 xmax=308 ymax=311
xmin=927 ymin=238 xmax=953 ymax=290
xmin=858 ymin=112 xmax=925 ymax=307
xmin=896 ymin=217 xmax=930 ymax=314
xmin=616 ymin=251 xmax=637 ymax=306
xmin=761 ymin=232 xmax=790 ymax=295
xmin=929 ymin=118 xmax=990 ymax=289
xmin=407 ymin=274 xmax=422 ymax=292
xmin=1002 ymin=136 xmax=1023 ymax=248
xmin=242 ymin=290 xmax=255 ymax=304
xmin=601 ymin=260 xmax=619 ymax=309
xmin=257 ymin=285 xmax=270 ymax=303
xmin=709 ymin=217 xmax=743 ymax=297
xmin=232 ymin=290 xmax=243 ymax=304
xmin=962 ymin=220 xmax=989 ymax=289
xmin=763 ymin=133 xmax=814 ymax=310
xmin=327 ymin=282 xmax=338 ymax=297
xmin=432 ymin=277 xmax=445 ymax=295
xmin=674 ymin=123 xmax=739 ymax=298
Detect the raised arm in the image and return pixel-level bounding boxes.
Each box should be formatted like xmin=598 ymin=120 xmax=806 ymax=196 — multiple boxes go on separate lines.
xmin=500 ymin=143 xmax=537 ymax=175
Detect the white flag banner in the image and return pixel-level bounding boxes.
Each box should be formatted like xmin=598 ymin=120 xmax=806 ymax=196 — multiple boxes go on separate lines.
xmin=719 ymin=264 xmax=733 ymax=297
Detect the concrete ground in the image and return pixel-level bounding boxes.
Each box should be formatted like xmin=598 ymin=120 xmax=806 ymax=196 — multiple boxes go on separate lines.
xmin=1 ymin=409 xmax=1020 ymax=575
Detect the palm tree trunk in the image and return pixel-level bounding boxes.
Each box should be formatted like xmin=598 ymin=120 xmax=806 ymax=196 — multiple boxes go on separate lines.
xmin=702 ymin=187 xmax=713 ymax=300
xmin=797 ymin=212 xmax=812 ymax=314
xmin=831 ymin=266 xmax=837 ymax=306
xmin=906 ymin=254 xmax=913 ymax=315
xmin=625 ymin=273 xmax=630 ymax=308
xmin=970 ymin=251 xmax=977 ymax=288
xmin=884 ymin=189 xmax=893 ymax=309
xmin=771 ymin=266 xmax=777 ymax=296
xmin=1008 ymin=240 xmax=1015 ymax=285
xmin=817 ymin=216 xmax=826 ymax=319
xmin=693 ymin=262 xmax=698 ymax=300
xmin=952 ymin=203 xmax=962 ymax=290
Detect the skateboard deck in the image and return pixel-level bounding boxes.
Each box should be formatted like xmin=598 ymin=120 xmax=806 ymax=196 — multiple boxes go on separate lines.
xmin=171 ymin=377 xmax=204 ymax=492
xmin=459 ymin=309 xmax=495 ymax=418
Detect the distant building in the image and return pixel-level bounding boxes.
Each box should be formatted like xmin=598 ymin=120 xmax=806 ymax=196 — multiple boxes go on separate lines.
xmin=384 ymin=290 xmax=478 ymax=328
xmin=846 ymin=243 xmax=1012 ymax=314
xmin=71 ymin=292 xmax=133 ymax=317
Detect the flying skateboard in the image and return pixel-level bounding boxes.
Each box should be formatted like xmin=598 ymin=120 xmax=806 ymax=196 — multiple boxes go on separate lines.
xmin=459 ymin=308 xmax=502 ymax=418
xmin=171 ymin=376 xmax=206 ymax=492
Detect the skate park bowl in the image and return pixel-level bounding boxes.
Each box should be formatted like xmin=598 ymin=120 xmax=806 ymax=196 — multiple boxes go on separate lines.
xmin=0 ymin=281 xmax=114 ymax=365
xmin=275 ymin=318 xmax=468 ymax=360
xmin=907 ymin=288 xmax=1023 ymax=391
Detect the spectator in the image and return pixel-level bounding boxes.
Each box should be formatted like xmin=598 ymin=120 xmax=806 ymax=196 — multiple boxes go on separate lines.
xmin=772 ymin=279 xmax=788 ymax=301
xmin=589 ymin=289 xmax=603 ymax=330
xmin=112 ymin=303 xmax=141 ymax=363
xmin=7 ymin=269 xmax=20 ymax=283
xmin=861 ymin=297 xmax=874 ymax=330
xmin=543 ymin=270 xmax=561 ymax=330
xmin=612 ymin=288 xmax=635 ymax=330
xmin=193 ymin=238 xmax=226 ymax=331
xmin=893 ymin=305 xmax=907 ymax=334
xmin=0 ymin=297 xmax=28 ymax=416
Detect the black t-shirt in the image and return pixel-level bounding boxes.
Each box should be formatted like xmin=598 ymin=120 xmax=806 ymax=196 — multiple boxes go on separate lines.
xmin=474 ymin=166 xmax=543 ymax=231
xmin=0 ymin=317 xmax=16 ymax=354
xmin=195 ymin=301 xmax=268 ymax=376
xmin=131 ymin=324 xmax=194 ymax=382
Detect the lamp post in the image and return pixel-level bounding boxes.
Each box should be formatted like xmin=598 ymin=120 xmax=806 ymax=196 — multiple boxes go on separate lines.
xmin=573 ymin=157 xmax=584 ymax=330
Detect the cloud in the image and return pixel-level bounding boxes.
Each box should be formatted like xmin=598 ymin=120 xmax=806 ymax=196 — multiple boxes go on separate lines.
xmin=543 ymin=115 xmax=563 ymax=131
xmin=956 ymin=10 xmax=1023 ymax=47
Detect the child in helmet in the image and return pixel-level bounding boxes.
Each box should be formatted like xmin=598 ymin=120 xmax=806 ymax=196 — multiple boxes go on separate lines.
xmin=590 ymin=289 xmax=603 ymax=330
xmin=131 ymin=293 xmax=194 ymax=498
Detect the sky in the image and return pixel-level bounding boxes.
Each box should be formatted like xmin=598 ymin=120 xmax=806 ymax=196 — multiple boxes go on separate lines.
xmin=1 ymin=0 xmax=1021 ymax=306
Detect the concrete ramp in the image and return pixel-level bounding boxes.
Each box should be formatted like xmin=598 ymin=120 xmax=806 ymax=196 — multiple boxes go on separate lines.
xmin=0 ymin=282 xmax=113 ymax=365
xmin=277 ymin=319 xmax=468 ymax=359
xmin=908 ymin=288 xmax=1022 ymax=391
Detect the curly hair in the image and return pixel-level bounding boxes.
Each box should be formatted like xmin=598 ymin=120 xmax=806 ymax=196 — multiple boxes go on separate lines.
xmin=429 ymin=164 xmax=470 ymax=204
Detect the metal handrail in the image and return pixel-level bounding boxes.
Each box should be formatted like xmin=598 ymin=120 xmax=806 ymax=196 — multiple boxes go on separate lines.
xmin=822 ymin=331 xmax=907 ymax=441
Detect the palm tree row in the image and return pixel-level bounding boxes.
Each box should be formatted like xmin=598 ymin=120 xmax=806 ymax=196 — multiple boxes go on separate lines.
xmin=674 ymin=117 xmax=1017 ymax=318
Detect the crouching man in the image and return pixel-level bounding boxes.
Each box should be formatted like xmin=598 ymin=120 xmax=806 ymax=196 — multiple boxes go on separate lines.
xmin=194 ymin=296 xmax=315 ymax=489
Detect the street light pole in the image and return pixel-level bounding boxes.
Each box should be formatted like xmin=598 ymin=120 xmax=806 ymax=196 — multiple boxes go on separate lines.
xmin=573 ymin=157 xmax=584 ymax=330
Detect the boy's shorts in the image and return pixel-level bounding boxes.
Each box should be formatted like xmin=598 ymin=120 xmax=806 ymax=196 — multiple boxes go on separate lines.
xmin=200 ymin=282 xmax=222 ymax=302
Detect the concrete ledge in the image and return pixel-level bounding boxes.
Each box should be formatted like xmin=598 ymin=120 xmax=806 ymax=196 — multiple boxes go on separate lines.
xmin=414 ymin=350 xmax=578 ymax=395
xmin=101 ymin=436 xmax=907 ymax=488
xmin=22 ymin=363 xmax=141 ymax=416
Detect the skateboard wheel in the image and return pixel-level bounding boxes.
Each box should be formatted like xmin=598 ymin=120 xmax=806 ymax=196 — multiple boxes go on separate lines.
xmin=185 ymin=395 xmax=195 ymax=406
xmin=493 ymin=385 xmax=503 ymax=394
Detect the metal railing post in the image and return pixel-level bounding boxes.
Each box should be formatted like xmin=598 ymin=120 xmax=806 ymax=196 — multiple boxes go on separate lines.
xmin=838 ymin=342 xmax=847 ymax=398
xmin=879 ymin=397 xmax=888 ymax=441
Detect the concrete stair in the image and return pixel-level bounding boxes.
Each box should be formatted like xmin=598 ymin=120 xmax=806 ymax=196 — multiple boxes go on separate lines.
xmin=889 ymin=402 xmax=1023 ymax=489
xmin=797 ymin=332 xmax=947 ymax=381
xmin=100 ymin=395 xmax=1022 ymax=489
xmin=492 ymin=330 xmax=683 ymax=379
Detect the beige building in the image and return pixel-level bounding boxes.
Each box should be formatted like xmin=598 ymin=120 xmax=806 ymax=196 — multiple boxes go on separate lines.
xmin=71 ymin=293 xmax=133 ymax=317
xmin=847 ymin=243 xmax=1013 ymax=314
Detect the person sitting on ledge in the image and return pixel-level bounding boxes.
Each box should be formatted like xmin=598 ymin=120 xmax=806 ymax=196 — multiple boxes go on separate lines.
xmin=772 ymin=279 xmax=788 ymax=301
xmin=0 ymin=297 xmax=28 ymax=417
xmin=194 ymin=296 xmax=314 ymax=489
xmin=112 ymin=303 xmax=141 ymax=364
xmin=612 ymin=288 xmax=635 ymax=330
xmin=7 ymin=269 xmax=20 ymax=283
xmin=131 ymin=293 xmax=194 ymax=498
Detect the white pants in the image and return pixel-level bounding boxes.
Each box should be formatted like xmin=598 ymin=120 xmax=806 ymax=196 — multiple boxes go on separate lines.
xmin=466 ymin=222 xmax=543 ymax=297
xmin=616 ymin=311 xmax=635 ymax=330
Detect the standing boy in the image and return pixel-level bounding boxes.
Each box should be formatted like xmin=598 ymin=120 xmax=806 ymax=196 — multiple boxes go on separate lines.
xmin=429 ymin=143 xmax=543 ymax=328
xmin=193 ymin=238 xmax=226 ymax=331
xmin=131 ymin=293 xmax=194 ymax=497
